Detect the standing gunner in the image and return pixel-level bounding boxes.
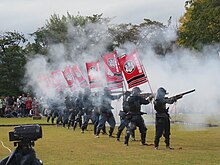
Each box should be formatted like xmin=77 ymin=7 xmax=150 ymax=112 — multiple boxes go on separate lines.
xmin=116 ymin=91 xmax=135 ymax=141
xmin=153 ymin=87 xmax=179 ymax=150
xmin=95 ymin=87 xmax=122 ymax=138
xmin=124 ymin=87 xmax=153 ymax=146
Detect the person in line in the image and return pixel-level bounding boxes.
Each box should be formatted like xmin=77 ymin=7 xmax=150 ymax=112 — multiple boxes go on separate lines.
xmin=124 ymin=87 xmax=153 ymax=146
xmin=63 ymin=95 xmax=72 ymax=128
xmin=67 ymin=94 xmax=77 ymax=129
xmin=153 ymin=87 xmax=179 ymax=150
xmin=116 ymin=91 xmax=135 ymax=141
xmin=92 ymin=92 xmax=107 ymax=135
xmin=95 ymin=87 xmax=122 ymax=138
xmin=81 ymin=88 xmax=95 ymax=133
xmin=73 ymin=91 xmax=84 ymax=130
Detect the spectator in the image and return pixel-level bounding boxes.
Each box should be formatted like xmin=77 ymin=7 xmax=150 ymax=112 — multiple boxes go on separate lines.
xmin=25 ymin=95 xmax=32 ymax=116
xmin=0 ymin=97 xmax=3 ymax=117
xmin=21 ymin=94 xmax=27 ymax=116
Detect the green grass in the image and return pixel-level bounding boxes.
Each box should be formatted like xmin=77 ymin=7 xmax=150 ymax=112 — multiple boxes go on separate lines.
xmin=0 ymin=117 xmax=220 ymax=165
xmin=0 ymin=117 xmax=49 ymax=125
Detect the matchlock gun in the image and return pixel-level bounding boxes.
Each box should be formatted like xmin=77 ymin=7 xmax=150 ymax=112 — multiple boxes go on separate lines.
xmin=170 ymin=89 xmax=195 ymax=101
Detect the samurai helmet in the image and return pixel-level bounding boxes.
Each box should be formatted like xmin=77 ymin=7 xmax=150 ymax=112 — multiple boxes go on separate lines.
xmin=155 ymin=87 xmax=168 ymax=99
xmin=132 ymin=87 xmax=141 ymax=95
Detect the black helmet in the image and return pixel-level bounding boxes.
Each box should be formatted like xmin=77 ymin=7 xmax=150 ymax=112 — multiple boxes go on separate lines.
xmin=78 ymin=91 xmax=83 ymax=98
xmin=84 ymin=88 xmax=91 ymax=94
xmin=124 ymin=91 xmax=131 ymax=97
xmin=158 ymin=87 xmax=168 ymax=95
xmin=104 ymin=87 xmax=109 ymax=91
xmin=132 ymin=87 xmax=141 ymax=95
xmin=104 ymin=87 xmax=111 ymax=95
xmin=155 ymin=87 xmax=168 ymax=100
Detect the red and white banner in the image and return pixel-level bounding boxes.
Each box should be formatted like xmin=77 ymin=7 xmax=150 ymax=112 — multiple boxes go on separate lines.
xmin=38 ymin=74 xmax=52 ymax=89
xmin=102 ymin=52 xmax=123 ymax=90
xmin=71 ymin=65 xmax=89 ymax=89
xmin=37 ymin=74 xmax=53 ymax=96
xmin=86 ymin=61 xmax=103 ymax=89
xmin=117 ymin=50 xmax=148 ymax=88
xmin=51 ymin=70 xmax=68 ymax=92
xmin=62 ymin=66 xmax=79 ymax=92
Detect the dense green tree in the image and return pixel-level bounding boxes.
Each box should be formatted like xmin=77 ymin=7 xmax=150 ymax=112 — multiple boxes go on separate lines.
xmin=0 ymin=13 xmax=172 ymax=96
xmin=27 ymin=13 xmax=112 ymax=58
xmin=27 ymin=13 xmax=170 ymax=58
xmin=138 ymin=19 xmax=176 ymax=55
xmin=108 ymin=23 xmax=139 ymax=47
xmin=178 ymin=0 xmax=220 ymax=49
xmin=0 ymin=31 xmax=27 ymax=96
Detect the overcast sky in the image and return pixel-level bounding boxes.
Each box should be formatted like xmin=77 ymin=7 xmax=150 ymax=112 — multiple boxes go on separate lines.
xmin=0 ymin=0 xmax=186 ymax=35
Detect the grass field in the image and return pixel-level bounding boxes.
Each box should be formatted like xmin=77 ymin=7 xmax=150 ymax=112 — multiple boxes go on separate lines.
xmin=0 ymin=116 xmax=220 ymax=165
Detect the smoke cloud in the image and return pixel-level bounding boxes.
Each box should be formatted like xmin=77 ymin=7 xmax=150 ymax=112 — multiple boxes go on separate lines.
xmin=136 ymin=27 xmax=220 ymax=124
xmin=25 ymin=22 xmax=220 ymax=125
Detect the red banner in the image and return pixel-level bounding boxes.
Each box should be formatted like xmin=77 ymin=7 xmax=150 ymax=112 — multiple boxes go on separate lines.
xmin=38 ymin=74 xmax=52 ymax=89
xmin=117 ymin=50 xmax=148 ymax=88
xmin=71 ymin=65 xmax=89 ymax=89
xmin=86 ymin=61 xmax=103 ymax=89
xmin=37 ymin=74 xmax=53 ymax=96
xmin=102 ymin=52 xmax=123 ymax=90
xmin=62 ymin=66 xmax=79 ymax=92
xmin=51 ymin=70 xmax=68 ymax=92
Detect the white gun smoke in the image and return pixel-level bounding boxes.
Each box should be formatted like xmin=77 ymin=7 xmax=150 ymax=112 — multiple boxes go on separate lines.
xmin=136 ymin=27 xmax=220 ymax=125
xmin=25 ymin=23 xmax=220 ymax=125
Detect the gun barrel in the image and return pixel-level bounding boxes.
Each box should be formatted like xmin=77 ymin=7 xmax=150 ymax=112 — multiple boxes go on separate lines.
xmin=181 ymin=89 xmax=195 ymax=96
xmin=110 ymin=91 xmax=125 ymax=93
xmin=171 ymin=89 xmax=195 ymax=100
xmin=140 ymin=93 xmax=154 ymax=98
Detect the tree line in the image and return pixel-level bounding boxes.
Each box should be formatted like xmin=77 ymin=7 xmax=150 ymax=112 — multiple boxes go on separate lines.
xmin=0 ymin=0 xmax=219 ymax=96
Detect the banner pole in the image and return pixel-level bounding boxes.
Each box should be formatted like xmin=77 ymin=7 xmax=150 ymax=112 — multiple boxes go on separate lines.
xmin=135 ymin=48 xmax=154 ymax=94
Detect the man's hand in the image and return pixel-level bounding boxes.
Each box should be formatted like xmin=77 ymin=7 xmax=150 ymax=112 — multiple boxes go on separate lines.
xmin=146 ymin=95 xmax=154 ymax=102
